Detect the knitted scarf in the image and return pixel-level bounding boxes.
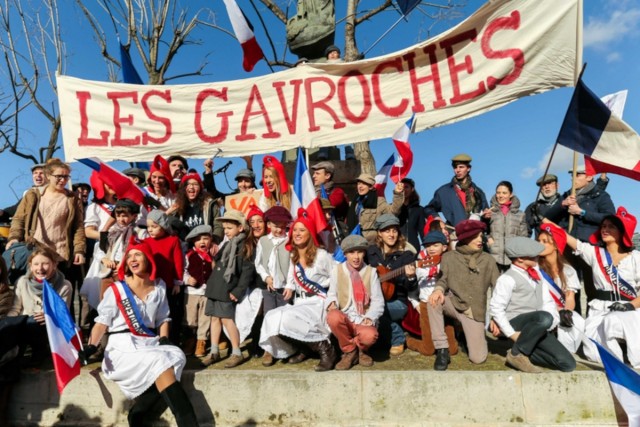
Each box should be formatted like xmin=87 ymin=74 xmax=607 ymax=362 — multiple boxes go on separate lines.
xmin=575 ymin=180 xmax=596 ymax=202
xmin=219 ymin=232 xmax=246 ymax=282
xmin=452 ymin=175 xmax=477 ymax=215
xmin=455 ymin=244 xmax=483 ymax=273
xmin=27 ymin=270 xmax=65 ymax=297
xmin=108 ymin=222 xmax=135 ymax=250
xmin=346 ymin=263 xmax=369 ymax=315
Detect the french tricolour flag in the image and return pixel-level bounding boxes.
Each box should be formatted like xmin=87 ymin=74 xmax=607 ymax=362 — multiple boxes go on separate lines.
xmin=390 ymin=114 xmax=415 ymax=184
xmin=223 ymin=0 xmax=265 ymax=72
xmin=77 ymin=157 xmax=145 ymax=205
xmin=591 ymin=339 xmax=640 ymax=425
xmin=375 ymin=154 xmax=395 ymax=197
xmin=291 ymin=148 xmax=328 ymax=233
xmin=557 ymin=79 xmax=640 ymax=181
xmin=43 ymin=279 xmax=82 ymax=394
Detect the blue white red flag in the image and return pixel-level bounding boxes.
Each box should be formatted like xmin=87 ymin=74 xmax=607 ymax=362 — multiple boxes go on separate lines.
xmin=557 ymin=79 xmax=640 ymax=181
xmin=396 ymin=0 xmax=421 ymax=16
xmin=222 ymin=0 xmax=265 ymax=72
xmin=390 ymin=115 xmax=415 ymax=184
xmin=375 ymin=154 xmax=396 ymax=197
xmin=43 ymin=279 xmax=82 ymax=394
xmin=77 ymin=157 xmax=146 ymax=205
xmin=291 ymin=148 xmax=328 ymax=233
xmin=119 ymin=43 xmax=143 ymax=85
xmin=591 ymin=339 xmax=640 ymax=425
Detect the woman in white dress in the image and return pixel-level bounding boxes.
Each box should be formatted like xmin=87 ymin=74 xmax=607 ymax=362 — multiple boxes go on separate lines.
xmin=259 ymin=208 xmax=337 ymax=371
xmin=537 ymin=223 xmax=585 ymax=353
xmin=548 ymin=207 xmax=640 ymax=367
xmin=80 ymin=240 xmax=198 ymax=427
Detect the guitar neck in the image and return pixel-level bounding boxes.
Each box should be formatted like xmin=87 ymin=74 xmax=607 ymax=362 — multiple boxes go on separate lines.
xmin=378 ymin=255 xmax=440 ymax=283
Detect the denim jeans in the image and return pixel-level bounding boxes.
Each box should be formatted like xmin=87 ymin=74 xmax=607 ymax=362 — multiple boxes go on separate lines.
xmin=385 ymin=299 xmax=408 ymax=347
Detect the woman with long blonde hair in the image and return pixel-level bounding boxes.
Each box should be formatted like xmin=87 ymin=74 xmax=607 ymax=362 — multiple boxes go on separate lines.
xmin=258 ymin=156 xmax=293 ymax=211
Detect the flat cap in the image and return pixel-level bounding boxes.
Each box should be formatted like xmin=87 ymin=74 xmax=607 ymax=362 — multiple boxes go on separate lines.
xmin=147 ymin=209 xmax=172 ymax=231
xmin=185 ymin=224 xmax=213 ymax=241
xmin=568 ymin=164 xmax=587 ymax=175
xmin=422 ymin=230 xmax=447 ymax=246
xmin=340 ymin=234 xmax=369 ymax=253
xmin=310 ymin=161 xmax=335 ymax=174
xmin=374 ymin=213 xmax=400 ymax=230
xmin=356 ymin=173 xmax=375 ymax=186
xmin=31 ymin=163 xmax=45 ymax=172
xmin=264 ymin=206 xmax=293 ymax=224
xmin=451 ymin=153 xmax=472 ymax=163
xmin=214 ymin=209 xmax=246 ymax=229
xmin=505 ymin=237 xmax=544 ymax=258
xmin=324 ymin=45 xmax=340 ymax=56
xmin=114 ymin=198 xmax=140 ymax=215
xmin=235 ymin=168 xmax=256 ymax=181
xmin=122 ymin=167 xmax=147 ymax=183
xmin=536 ymin=174 xmax=558 ymax=186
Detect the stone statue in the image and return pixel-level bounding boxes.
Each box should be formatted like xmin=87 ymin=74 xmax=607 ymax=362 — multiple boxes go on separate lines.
xmin=286 ymin=0 xmax=336 ymax=59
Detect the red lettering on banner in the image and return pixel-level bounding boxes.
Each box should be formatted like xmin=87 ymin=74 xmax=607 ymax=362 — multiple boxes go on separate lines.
xmin=403 ymin=46 xmax=446 ymax=113
xmin=76 ymin=91 xmax=109 ymax=146
xmin=141 ymin=90 xmax=172 ymax=145
xmin=108 ymin=92 xmax=140 ymax=146
xmin=482 ymin=11 xmax=524 ymax=90
xmin=337 ymin=71 xmax=371 ymax=124
xmin=273 ymin=80 xmax=303 ymax=134
xmin=440 ymin=29 xmax=487 ymax=105
xmin=237 ymin=85 xmax=281 ymax=141
xmin=372 ymin=58 xmax=409 ymax=117
xmin=304 ymin=77 xmax=346 ymax=132
xmin=194 ymin=88 xmax=233 ymax=144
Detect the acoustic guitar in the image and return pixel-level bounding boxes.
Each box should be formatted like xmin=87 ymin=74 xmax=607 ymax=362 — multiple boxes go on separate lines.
xmin=376 ymin=254 xmax=441 ymax=301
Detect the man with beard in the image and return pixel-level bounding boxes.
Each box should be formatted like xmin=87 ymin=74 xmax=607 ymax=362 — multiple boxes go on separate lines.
xmin=525 ymin=174 xmax=561 ymax=237
xmin=423 ymin=154 xmax=489 ymax=229
xmin=167 ymin=155 xmax=188 ymax=188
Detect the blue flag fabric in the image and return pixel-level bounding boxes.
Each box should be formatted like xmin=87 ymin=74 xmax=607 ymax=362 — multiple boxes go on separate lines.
xmin=396 ymin=0 xmax=420 ymax=16
xmin=119 ymin=43 xmax=144 ymax=85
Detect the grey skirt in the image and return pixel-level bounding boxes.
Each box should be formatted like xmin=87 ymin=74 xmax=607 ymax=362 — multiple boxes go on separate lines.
xmin=205 ymin=299 xmax=236 ymax=319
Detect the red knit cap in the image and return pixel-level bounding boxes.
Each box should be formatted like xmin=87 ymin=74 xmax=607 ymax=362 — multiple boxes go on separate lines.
xmin=180 ymin=172 xmax=203 ymax=187
xmin=539 ymin=222 xmax=567 ymax=253
xmin=118 ymin=237 xmax=157 ymax=281
xmin=246 ymin=204 xmax=264 ymax=221
xmin=589 ymin=206 xmax=637 ymax=249
xmin=286 ymin=208 xmax=320 ymax=251
xmin=90 ymin=171 xmax=106 ymax=200
xmin=262 ymin=155 xmax=289 ymax=198
xmin=147 ymin=155 xmax=176 ymax=193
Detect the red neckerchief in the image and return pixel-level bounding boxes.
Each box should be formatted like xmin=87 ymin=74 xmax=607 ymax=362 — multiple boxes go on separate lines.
xmin=194 ymin=247 xmax=212 ymax=263
xmin=526 ymin=267 xmax=541 ymax=282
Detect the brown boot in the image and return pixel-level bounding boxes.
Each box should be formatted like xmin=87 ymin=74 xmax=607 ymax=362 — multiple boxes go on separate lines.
xmin=262 ymin=352 xmax=275 ymax=367
xmin=194 ymin=340 xmax=207 ymax=357
xmin=200 ymin=352 xmax=220 ymax=367
xmin=224 ymin=354 xmax=245 ymax=369
xmin=358 ymin=349 xmax=374 ymax=367
xmin=335 ymin=349 xmax=358 ymax=370
xmin=312 ymin=340 xmax=336 ymax=372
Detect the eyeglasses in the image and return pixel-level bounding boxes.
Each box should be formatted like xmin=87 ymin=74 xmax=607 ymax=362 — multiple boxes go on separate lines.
xmin=51 ymin=174 xmax=71 ymax=181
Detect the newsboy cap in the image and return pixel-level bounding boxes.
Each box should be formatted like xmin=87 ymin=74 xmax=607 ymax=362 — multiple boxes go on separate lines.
xmin=536 ymin=174 xmax=558 ymax=186
xmin=310 ymin=161 xmax=335 ymax=174
xmin=356 ymin=173 xmax=375 ymax=186
xmin=214 ymin=209 xmax=247 ymax=229
xmin=185 ymin=225 xmax=213 ymax=242
xmin=454 ymin=219 xmax=486 ymax=242
xmin=505 ymin=237 xmax=544 ymax=259
xmin=374 ymin=213 xmax=400 ymax=230
xmin=422 ymin=230 xmax=448 ymax=246
xmin=340 ymin=235 xmax=369 ymax=253
xmin=451 ymin=153 xmax=472 ymax=163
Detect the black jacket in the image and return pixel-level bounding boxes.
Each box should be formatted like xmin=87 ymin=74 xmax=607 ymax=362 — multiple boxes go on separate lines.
xmin=367 ymin=245 xmax=417 ymax=302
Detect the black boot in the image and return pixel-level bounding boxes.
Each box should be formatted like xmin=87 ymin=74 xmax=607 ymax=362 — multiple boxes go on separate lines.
xmin=128 ymin=386 xmax=167 ymax=427
xmin=160 ymin=382 xmax=199 ymax=427
xmin=280 ymin=335 xmax=309 ymax=364
xmin=311 ymin=340 xmax=336 ymax=372
xmin=434 ymin=348 xmax=450 ymax=371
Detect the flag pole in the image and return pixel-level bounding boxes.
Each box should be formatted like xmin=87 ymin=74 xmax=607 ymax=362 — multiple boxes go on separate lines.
xmin=361 ymin=14 xmax=405 ymax=58
xmin=533 ymin=63 xmax=587 ymax=226
xmin=568 ymin=152 xmax=579 ymax=233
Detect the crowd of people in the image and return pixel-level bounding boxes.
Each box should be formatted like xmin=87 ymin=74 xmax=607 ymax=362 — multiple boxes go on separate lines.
xmin=0 ymin=151 xmax=638 ymax=426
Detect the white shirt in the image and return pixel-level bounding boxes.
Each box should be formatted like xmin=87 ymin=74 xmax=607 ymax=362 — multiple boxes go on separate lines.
xmin=490 ymin=265 xmax=559 ymax=338
xmin=575 ymin=241 xmax=640 ymax=293
xmin=325 ymin=263 xmax=385 ymax=325
xmin=254 ymin=234 xmax=288 ymax=289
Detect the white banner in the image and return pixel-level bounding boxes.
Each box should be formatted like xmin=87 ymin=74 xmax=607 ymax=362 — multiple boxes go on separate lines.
xmin=58 ymin=0 xmax=582 ymax=162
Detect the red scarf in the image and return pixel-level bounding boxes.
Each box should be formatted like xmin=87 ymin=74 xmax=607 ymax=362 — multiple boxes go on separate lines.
xmin=500 ymin=200 xmax=512 ymax=216
xmin=194 ymin=247 xmax=212 ymax=263
xmin=347 ymin=264 xmax=369 ymax=315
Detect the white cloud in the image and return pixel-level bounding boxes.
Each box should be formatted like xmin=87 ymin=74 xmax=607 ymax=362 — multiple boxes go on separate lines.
xmin=606 ymin=52 xmax=622 ymax=62
xmin=584 ymin=8 xmax=640 ymax=49
xmin=520 ymin=167 xmax=537 ymax=179
xmin=521 ymin=145 xmax=578 ymax=181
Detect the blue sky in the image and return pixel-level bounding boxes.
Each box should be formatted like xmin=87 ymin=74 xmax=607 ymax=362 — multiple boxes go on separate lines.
xmin=2 ymin=0 xmax=640 ymax=223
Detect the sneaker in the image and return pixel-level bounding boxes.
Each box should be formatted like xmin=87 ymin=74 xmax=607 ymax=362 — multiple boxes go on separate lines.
xmin=262 ymin=352 xmax=275 ymax=367
xmin=224 ymin=354 xmax=245 ymax=369
xmin=434 ymin=348 xmax=450 ymax=371
xmin=194 ymin=340 xmax=207 ymax=357
xmin=389 ymin=344 xmax=405 ymax=357
xmin=181 ymin=337 xmax=196 ymax=356
xmin=200 ymin=352 xmax=221 ymax=367
xmin=506 ymin=350 xmax=543 ymax=373
xmin=358 ymin=349 xmax=374 ymax=367
xmin=335 ymin=350 xmax=358 ymax=371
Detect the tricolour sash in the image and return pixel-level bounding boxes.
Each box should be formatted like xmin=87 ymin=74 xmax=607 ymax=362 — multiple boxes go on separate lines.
xmin=293 ymin=263 xmax=327 ymax=299
xmin=539 ymin=269 xmax=565 ymax=309
xmin=594 ymin=248 xmax=637 ymax=301
xmin=110 ymin=281 xmax=157 ymax=337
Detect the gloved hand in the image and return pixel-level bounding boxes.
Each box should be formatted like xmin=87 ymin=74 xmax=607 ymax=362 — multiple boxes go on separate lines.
xmin=558 ymin=309 xmax=574 ymax=327
xmin=159 ymin=336 xmax=172 ymax=346
xmin=78 ymin=344 xmax=97 ymax=365
xmin=609 ymin=302 xmax=635 ymax=312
